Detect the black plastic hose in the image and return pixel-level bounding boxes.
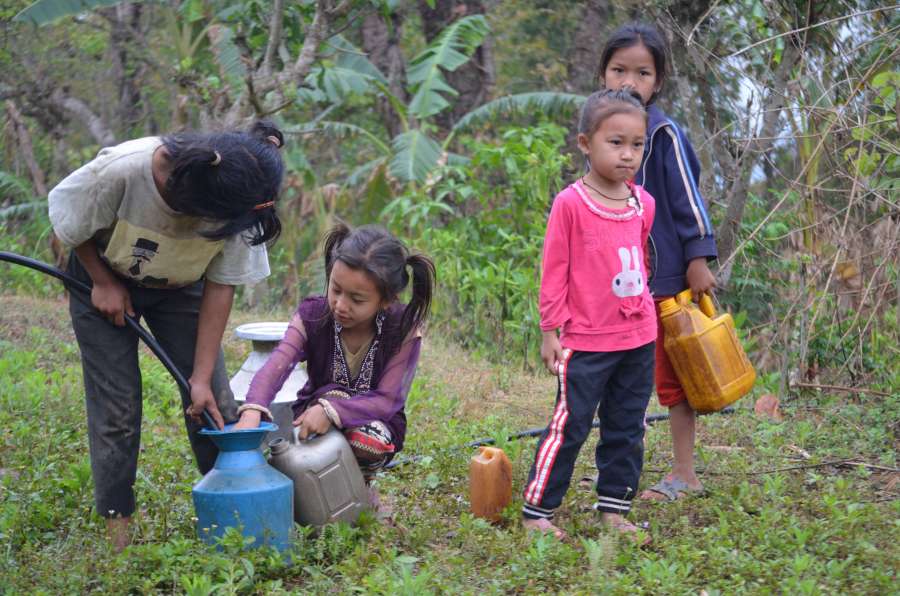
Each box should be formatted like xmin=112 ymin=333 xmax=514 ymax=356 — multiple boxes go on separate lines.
xmin=0 ymin=250 xmax=218 ymax=429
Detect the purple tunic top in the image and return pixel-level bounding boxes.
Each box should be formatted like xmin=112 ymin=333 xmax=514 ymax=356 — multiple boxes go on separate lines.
xmin=245 ymin=296 xmax=421 ymax=451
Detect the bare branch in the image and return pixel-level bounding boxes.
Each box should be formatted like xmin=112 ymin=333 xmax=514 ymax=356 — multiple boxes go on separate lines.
xmin=262 ymin=0 xmax=286 ymax=75
xmin=291 ymin=0 xmax=329 ymax=79
xmin=717 ymin=40 xmax=896 ymax=276
xmin=727 ymin=4 xmax=900 ymax=58
xmin=50 ymin=90 xmax=115 ymax=147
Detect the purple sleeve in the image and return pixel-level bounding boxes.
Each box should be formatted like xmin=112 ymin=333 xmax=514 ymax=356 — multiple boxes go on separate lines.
xmin=318 ymin=335 xmax=422 ymax=428
xmin=244 ymin=312 xmax=308 ymax=408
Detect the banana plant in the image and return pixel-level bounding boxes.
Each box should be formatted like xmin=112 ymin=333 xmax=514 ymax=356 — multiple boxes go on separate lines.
xmin=0 ymin=171 xmax=44 ymax=220
xmin=294 ymin=15 xmax=582 ymax=187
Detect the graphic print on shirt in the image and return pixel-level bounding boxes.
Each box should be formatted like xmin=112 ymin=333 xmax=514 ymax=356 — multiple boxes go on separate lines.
xmin=103 ymin=220 xmax=225 ymax=287
xmin=128 ymin=238 xmax=159 ymax=276
xmin=611 ymin=246 xmax=644 ymax=298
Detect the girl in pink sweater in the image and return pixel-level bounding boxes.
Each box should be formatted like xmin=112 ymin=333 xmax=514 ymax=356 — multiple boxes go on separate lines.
xmin=522 ymin=89 xmax=656 ymax=545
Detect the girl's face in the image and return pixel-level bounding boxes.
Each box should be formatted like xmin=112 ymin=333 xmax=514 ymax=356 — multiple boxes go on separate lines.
xmin=328 ymin=260 xmax=387 ymax=331
xmin=602 ymin=43 xmax=660 ymax=105
xmin=578 ymin=111 xmax=646 ymax=185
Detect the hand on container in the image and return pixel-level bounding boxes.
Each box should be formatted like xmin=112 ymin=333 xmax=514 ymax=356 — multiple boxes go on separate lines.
xmin=186 ymin=380 xmax=224 ymax=430
xmin=540 ymin=330 xmax=565 ymax=376
xmin=294 ymin=404 xmax=332 ymax=439
xmin=92 ymin=278 xmax=135 ymax=327
xmin=685 ymin=258 xmax=717 ymax=304
xmin=233 ymin=409 xmax=262 ymax=430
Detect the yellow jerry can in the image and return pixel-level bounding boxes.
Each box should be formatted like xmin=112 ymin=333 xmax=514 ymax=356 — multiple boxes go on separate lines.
xmin=658 ymin=290 xmax=756 ymax=413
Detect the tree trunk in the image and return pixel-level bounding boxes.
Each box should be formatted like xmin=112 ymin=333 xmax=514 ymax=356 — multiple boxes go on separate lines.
xmin=565 ymin=0 xmax=611 ymax=94
xmin=361 ymin=10 xmax=408 ymax=139
xmin=417 ymin=0 xmax=494 ymax=129
xmin=560 ymin=0 xmax=610 ymax=172
xmin=108 ymin=3 xmax=147 ymax=133
xmin=4 ymin=101 xmax=47 ymax=196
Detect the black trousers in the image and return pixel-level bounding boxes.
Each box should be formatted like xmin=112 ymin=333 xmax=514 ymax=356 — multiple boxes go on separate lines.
xmin=523 ymin=343 xmax=654 ymax=519
xmin=67 ymin=254 xmax=237 ymax=518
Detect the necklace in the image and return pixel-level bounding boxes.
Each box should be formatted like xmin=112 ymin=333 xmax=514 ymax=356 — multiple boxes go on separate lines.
xmin=581 ymin=177 xmax=631 ymax=202
xmin=332 ymin=310 xmax=384 ymax=393
xmin=575 ymin=178 xmax=644 ymax=218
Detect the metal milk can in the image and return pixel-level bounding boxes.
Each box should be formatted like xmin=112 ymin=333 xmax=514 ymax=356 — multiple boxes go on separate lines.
xmin=267 ymin=429 xmax=369 ymax=528
xmin=230 ymin=322 xmax=309 ymax=441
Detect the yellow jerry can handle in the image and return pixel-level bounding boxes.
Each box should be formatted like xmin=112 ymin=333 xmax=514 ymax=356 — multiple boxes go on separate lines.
xmin=675 ymin=289 xmax=716 ymax=319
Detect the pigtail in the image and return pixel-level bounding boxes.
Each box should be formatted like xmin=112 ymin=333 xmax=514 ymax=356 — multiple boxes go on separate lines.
xmin=400 ymin=254 xmax=435 ymax=339
xmin=322 ymin=221 xmax=352 ymax=277
xmin=164 ymin=145 xmax=224 ymax=212
xmin=249 ymin=120 xmax=284 ymax=149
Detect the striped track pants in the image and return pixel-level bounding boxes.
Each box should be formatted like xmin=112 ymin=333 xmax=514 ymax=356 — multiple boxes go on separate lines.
xmin=523 ymin=343 xmax=654 ymax=518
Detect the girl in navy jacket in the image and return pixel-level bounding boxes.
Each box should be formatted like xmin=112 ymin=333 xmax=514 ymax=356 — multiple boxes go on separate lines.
xmin=598 ymin=22 xmax=718 ymax=503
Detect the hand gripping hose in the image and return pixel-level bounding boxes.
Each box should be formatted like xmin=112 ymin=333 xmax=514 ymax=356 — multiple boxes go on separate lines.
xmin=0 ymin=250 xmax=219 ymax=429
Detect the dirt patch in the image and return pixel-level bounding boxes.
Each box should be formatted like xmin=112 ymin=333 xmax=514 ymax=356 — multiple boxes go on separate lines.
xmin=417 ymin=337 xmax=556 ymax=428
xmin=0 ymin=294 xmax=75 ymax=345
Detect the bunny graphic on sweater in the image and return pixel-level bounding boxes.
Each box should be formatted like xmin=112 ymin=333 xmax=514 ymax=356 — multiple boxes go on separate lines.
xmin=612 ymin=246 xmax=645 ymax=298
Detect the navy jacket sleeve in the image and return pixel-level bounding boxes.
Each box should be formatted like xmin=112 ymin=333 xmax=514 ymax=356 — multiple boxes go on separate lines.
xmin=660 ymin=124 xmax=718 ymax=261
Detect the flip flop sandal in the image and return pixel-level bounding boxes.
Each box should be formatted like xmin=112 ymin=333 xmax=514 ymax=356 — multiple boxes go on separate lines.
xmin=642 ymin=477 xmax=705 ymax=502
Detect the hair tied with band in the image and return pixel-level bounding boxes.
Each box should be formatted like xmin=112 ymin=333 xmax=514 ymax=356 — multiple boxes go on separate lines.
xmin=210 ymin=151 xmax=222 ymax=166
xmin=253 ymin=200 xmax=275 ymax=211
xmin=266 ymin=135 xmax=282 ymax=148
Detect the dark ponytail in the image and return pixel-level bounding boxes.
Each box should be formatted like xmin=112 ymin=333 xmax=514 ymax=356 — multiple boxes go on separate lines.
xmin=161 ymin=119 xmax=285 ymax=246
xmin=323 ymin=223 xmax=436 ymax=339
xmin=401 ymin=254 xmax=436 ymax=340
xmin=322 ymin=221 xmax=353 ymax=274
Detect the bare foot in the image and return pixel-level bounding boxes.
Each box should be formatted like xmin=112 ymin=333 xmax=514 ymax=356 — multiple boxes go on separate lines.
xmin=106 ymin=516 xmax=131 ymax=553
xmin=640 ymin=474 xmax=704 ymax=502
xmin=600 ymin=513 xmax=650 ymax=547
xmin=522 ymin=517 xmax=567 ymax=540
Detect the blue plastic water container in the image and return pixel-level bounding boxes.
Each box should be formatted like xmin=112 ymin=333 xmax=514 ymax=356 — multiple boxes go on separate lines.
xmin=192 ymin=422 xmax=293 ymax=551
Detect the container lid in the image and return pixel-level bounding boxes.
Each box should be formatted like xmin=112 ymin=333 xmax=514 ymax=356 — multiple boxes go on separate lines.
xmin=657 ymin=297 xmax=680 ymax=317
xmin=234 ymin=322 xmax=290 ymax=341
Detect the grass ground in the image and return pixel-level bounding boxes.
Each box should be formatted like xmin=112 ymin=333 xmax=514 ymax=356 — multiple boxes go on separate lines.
xmin=0 ymin=294 xmax=897 ymax=594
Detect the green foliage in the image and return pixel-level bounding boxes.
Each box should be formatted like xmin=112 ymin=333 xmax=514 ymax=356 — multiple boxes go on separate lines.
xmin=388 ymin=123 xmax=568 ymax=367
xmin=12 ymin=0 xmax=131 ymax=25
xmin=389 ymin=129 xmax=442 ymax=183
xmin=451 ymin=91 xmax=585 ymax=134
xmin=0 ymin=170 xmax=44 ymax=221
xmin=303 ymin=35 xmax=389 ymax=104
xmin=407 ymin=14 xmax=490 ymax=119
xmin=207 ymin=24 xmax=247 ymax=93
xmin=0 ymin=296 xmax=898 ymax=592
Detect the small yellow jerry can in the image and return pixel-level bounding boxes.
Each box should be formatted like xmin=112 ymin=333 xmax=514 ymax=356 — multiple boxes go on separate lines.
xmin=658 ymin=290 xmax=756 ymax=413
